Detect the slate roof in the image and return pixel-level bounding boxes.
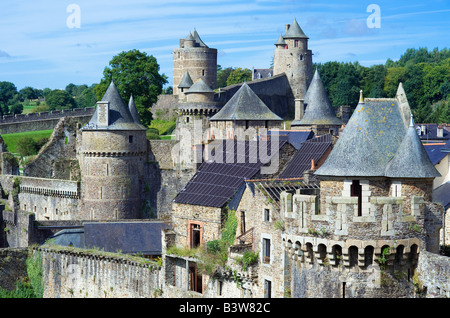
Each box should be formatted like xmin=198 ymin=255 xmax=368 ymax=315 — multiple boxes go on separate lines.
xmin=84 ymin=222 xmax=167 ymax=255
xmin=192 ymin=29 xmax=208 ymax=47
xmin=275 ymin=130 xmax=314 ymax=150
xmin=83 ymin=81 xmax=146 ymax=131
xmin=45 ymin=228 xmax=85 ymax=248
xmin=178 ymin=71 xmax=194 ymax=88
xmin=186 ymin=77 xmax=214 ymax=94
xmin=174 ymin=138 xmax=287 ymax=207
xmin=423 ymin=139 xmax=450 ymax=165
xmin=385 ymin=115 xmax=441 ymax=178
xmin=315 ymin=99 xmax=408 ymax=177
xmin=209 ymin=82 xmax=282 ymax=121
xmin=415 ymin=123 xmax=450 ymax=141
xmin=292 ymin=69 xmax=341 ymax=127
xmin=433 ymin=181 xmax=450 ymax=210
xmin=283 ymin=18 xmax=309 ymax=39
xmin=128 ymin=94 xmax=141 ymax=124
xmin=275 ymin=34 xmax=286 ymax=46
xmin=279 ymin=134 xmax=332 ymax=178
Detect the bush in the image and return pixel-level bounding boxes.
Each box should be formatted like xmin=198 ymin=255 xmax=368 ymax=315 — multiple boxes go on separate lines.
xmin=16 ymin=136 xmax=37 ymax=157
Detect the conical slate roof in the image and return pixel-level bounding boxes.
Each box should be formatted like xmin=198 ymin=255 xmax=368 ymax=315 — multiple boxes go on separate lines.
xmin=385 ymin=115 xmax=440 ymax=178
xmin=185 ymin=32 xmax=195 ymax=41
xmin=185 ymin=77 xmax=214 ymax=94
xmin=293 ymin=69 xmax=341 ymax=126
xmin=275 ymin=34 xmax=286 ymax=46
xmin=128 ymin=94 xmax=141 ymax=124
xmin=315 ymin=99 xmax=407 ymax=177
xmin=83 ymin=81 xmax=146 ymax=130
xmin=178 ymin=71 xmax=194 ymax=88
xmin=210 ymin=83 xmax=282 ymax=121
xmin=284 ymin=18 xmax=308 ymax=39
xmin=192 ymin=29 xmax=208 ymax=47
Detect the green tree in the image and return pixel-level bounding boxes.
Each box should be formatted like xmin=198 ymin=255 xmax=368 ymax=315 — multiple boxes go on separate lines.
xmin=19 ymin=86 xmax=39 ymax=101
xmin=95 ymin=49 xmax=168 ymax=127
xmin=45 ymin=89 xmax=76 ymax=110
xmin=217 ymin=67 xmax=234 ymax=88
xmin=226 ymin=67 xmax=252 ymax=86
xmin=384 ymin=67 xmax=407 ymax=97
xmin=0 ymin=81 xmax=18 ymax=115
xmin=9 ymin=103 xmax=23 ymax=115
xmin=16 ymin=137 xmax=37 ymax=157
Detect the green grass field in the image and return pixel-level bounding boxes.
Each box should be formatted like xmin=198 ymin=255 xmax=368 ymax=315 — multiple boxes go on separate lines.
xmin=2 ymin=130 xmax=53 ymax=154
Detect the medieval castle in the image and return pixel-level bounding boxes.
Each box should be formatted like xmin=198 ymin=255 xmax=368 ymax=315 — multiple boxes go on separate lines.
xmin=0 ymin=19 xmax=449 ymax=299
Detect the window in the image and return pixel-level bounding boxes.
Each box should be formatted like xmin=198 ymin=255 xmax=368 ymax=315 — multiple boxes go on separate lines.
xmin=190 ymin=223 xmax=201 ymax=248
xmin=263 ymin=238 xmax=271 ymax=264
xmin=299 ymin=54 xmax=303 ymax=61
xmin=264 ymin=280 xmax=272 ymax=298
xmin=240 ymin=211 xmax=246 ymax=234
xmin=294 ymin=40 xmax=299 ymax=47
xmin=202 ymin=69 xmax=205 ymax=76
xmin=129 ymin=135 xmax=133 ymax=143
xmin=351 ymin=180 xmax=362 ymax=216
xmin=263 ymin=208 xmax=270 ymax=222
xmin=185 ymin=116 xmax=190 ymax=123
xmin=391 ymin=181 xmax=402 ymax=197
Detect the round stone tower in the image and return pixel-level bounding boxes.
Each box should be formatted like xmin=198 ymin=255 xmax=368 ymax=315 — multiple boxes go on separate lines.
xmin=79 ymin=82 xmax=148 ymax=220
xmin=273 ymin=18 xmax=313 ymax=101
xmin=173 ymin=30 xmax=217 ymax=97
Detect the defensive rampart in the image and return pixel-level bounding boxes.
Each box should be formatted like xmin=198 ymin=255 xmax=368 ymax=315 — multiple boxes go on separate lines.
xmin=0 ymin=107 xmax=94 ymax=134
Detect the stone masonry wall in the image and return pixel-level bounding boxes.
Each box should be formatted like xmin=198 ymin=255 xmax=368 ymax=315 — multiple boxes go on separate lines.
xmin=416 ymin=250 xmax=450 ymax=297
xmin=38 ymin=247 xmax=161 ymax=298
xmin=171 ymin=203 xmax=222 ymax=248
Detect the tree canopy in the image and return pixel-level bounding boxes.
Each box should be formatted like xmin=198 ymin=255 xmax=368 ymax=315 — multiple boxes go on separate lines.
xmin=94 ymin=49 xmax=168 ymax=127
xmin=314 ymin=47 xmax=450 ymax=123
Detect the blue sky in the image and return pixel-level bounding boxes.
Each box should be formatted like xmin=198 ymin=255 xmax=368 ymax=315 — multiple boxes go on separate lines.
xmin=0 ymin=0 xmax=449 ymax=90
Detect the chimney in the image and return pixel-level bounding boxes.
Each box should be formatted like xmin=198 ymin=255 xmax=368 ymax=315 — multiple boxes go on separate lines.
xmin=421 ymin=125 xmax=427 ymax=135
xmin=285 ymin=24 xmax=290 ymax=33
xmin=437 ymin=125 xmax=444 ymax=138
xmin=96 ymin=101 xmax=109 ymax=127
xmin=295 ymin=99 xmax=305 ymax=120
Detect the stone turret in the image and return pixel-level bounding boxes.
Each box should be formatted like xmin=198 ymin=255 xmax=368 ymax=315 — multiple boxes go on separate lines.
xmin=273 ymin=18 xmax=313 ymax=102
xmin=173 ymin=30 xmax=217 ymax=97
xmin=79 ymin=81 xmax=148 ymax=220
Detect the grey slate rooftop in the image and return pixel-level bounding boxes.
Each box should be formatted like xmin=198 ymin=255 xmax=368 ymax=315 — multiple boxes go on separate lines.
xmin=315 ymin=98 xmax=408 ymax=177
xmin=209 ymin=82 xmax=282 ymax=121
xmin=178 ymin=71 xmax=194 ymax=88
xmin=275 ymin=34 xmax=286 ymax=46
xmin=292 ymin=69 xmax=341 ymax=127
xmin=128 ymin=94 xmax=141 ymax=124
xmin=279 ymin=134 xmax=332 ymax=179
xmin=83 ymin=81 xmax=146 ymax=131
xmin=316 ymin=95 xmax=440 ymax=178
xmin=283 ymin=18 xmax=309 ymax=39
xmin=385 ymin=115 xmax=441 ymax=178
xmin=186 ymin=77 xmax=215 ymax=94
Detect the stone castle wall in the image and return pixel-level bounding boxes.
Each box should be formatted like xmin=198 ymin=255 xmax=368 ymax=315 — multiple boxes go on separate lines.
xmin=37 ymin=247 xmax=161 ymax=298
xmin=0 ymin=108 xmax=94 ymax=134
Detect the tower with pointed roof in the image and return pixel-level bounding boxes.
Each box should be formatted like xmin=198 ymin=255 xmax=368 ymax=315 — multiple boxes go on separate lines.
xmin=173 ymin=30 xmax=217 ymax=98
xmin=273 ymin=19 xmax=313 ymax=103
xmin=79 ymin=81 xmax=149 ymax=220
xmin=291 ymin=69 xmax=342 ymax=135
